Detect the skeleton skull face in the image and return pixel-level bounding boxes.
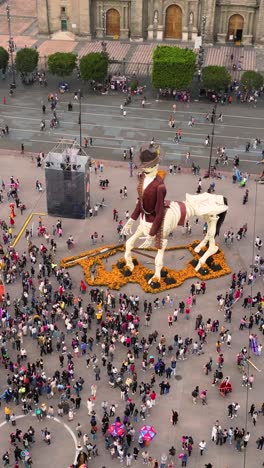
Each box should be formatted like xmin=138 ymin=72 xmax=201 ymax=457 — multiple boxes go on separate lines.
xmin=142 ymin=164 xmax=159 ymax=177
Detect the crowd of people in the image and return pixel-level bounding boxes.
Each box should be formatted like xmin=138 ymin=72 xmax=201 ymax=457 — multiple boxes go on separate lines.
xmin=0 ymin=147 xmax=263 ymax=468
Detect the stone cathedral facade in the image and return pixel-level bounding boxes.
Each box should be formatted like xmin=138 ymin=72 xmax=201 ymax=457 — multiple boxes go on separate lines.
xmin=37 ymin=0 xmax=264 ymax=45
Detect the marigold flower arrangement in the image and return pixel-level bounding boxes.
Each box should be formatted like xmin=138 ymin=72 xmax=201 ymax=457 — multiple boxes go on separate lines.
xmin=60 ymin=240 xmax=231 ymax=293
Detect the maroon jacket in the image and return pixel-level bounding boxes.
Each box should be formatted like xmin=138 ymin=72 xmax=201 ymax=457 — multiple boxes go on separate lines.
xmin=131 ymin=175 xmax=166 ymax=237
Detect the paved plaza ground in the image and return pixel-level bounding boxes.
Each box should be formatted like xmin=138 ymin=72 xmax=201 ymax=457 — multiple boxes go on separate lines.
xmin=0 ymin=149 xmax=263 ymax=468
xmin=0 ymin=11 xmax=263 ymax=463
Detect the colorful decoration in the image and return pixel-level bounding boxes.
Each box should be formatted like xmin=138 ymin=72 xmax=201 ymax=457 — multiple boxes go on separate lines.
xmin=108 ymin=422 xmax=125 ymax=437
xmin=60 ymin=241 xmax=231 ymax=294
xmin=139 ymin=425 xmax=157 ymax=441
xmin=9 ymin=203 xmax=16 ymax=219
xmin=121 ymin=143 xmax=228 ymax=283
xmin=9 ymin=203 xmax=16 ymax=226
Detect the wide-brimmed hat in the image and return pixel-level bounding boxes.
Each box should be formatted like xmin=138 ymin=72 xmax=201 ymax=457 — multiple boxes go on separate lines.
xmin=136 ymin=143 xmax=164 ymax=168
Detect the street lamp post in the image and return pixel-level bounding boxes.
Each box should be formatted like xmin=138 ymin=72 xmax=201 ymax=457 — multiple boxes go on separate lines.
xmin=78 ymin=89 xmax=82 ymax=149
xmin=197 ymin=16 xmax=206 ymax=80
xmin=6 ymin=3 xmax=16 ymax=86
xmin=208 ymin=102 xmax=217 ymax=175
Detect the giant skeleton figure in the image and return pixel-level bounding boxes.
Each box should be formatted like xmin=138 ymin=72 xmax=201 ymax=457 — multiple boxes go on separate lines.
xmin=122 ymin=144 xmax=228 ymax=283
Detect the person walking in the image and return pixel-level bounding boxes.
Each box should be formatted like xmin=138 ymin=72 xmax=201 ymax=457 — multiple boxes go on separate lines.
xmin=94 ymin=365 xmax=101 ymax=381
xmin=233 ymin=402 xmax=240 ymax=417
xmin=126 ymin=453 xmax=133 ymax=466
xmin=252 ymin=410 xmax=258 ymax=426
xmin=248 ymin=374 xmax=255 ymax=389
xmin=256 ymin=435 xmax=264 ymax=450
xmin=171 ymin=410 xmax=178 ymax=425
xmin=2 ymin=451 xmax=10 ymax=466
xmin=199 ymin=440 xmax=206 ymax=455
xmin=227 ymin=403 xmax=234 ymax=418
xmin=243 ymin=432 xmax=250 ymax=448
xmin=192 ymin=386 xmax=199 ymax=404
xmin=181 ymin=453 xmax=188 ymax=466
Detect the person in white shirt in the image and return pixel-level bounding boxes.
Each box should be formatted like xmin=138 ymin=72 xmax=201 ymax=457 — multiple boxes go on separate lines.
xmin=199 ymin=440 xmax=206 ymax=455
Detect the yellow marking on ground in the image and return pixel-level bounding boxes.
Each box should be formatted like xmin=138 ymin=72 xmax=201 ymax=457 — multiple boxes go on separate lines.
xmin=11 ymin=212 xmax=46 ymax=247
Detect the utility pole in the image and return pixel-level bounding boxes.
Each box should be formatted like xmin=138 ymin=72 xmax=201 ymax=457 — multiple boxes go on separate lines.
xmin=208 ymin=102 xmax=217 ymax=175
xmin=6 ymin=2 xmax=16 ymax=86
xmin=78 ymin=89 xmax=82 ymax=149
xmin=197 ymin=16 xmax=207 ymax=76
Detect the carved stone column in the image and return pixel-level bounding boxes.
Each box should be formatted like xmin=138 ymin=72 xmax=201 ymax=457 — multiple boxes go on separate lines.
xmin=255 ymin=0 xmax=264 ymax=45
xmin=203 ymin=0 xmax=216 ymax=43
xmin=78 ymin=0 xmax=91 ymax=37
xmin=130 ymin=0 xmax=143 ymax=39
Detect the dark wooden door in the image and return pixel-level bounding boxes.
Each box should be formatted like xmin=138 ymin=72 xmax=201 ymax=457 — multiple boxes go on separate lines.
xmin=165 ymin=5 xmax=182 ymax=39
xmin=106 ymin=9 xmax=120 ymax=36
xmin=228 ymin=14 xmax=244 ymax=40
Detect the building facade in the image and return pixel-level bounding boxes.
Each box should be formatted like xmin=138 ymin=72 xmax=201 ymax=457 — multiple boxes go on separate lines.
xmin=37 ymin=0 xmax=264 ymax=45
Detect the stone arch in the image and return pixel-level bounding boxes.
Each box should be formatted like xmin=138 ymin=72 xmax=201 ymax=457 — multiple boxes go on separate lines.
xmin=164 ymin=4 xmax=182 ymax=39
xmin=106 ymin=8 xmax=120 ymax=37
xmin=227 ymin=14 xmax=244 ymax=41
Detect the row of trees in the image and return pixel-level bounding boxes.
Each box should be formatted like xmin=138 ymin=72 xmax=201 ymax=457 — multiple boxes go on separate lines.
xmin=0 ymin=46 xmax=108 ymax=82
xmin=151 ymin=45 xmax=264 ymax=93
xmin=0 ymin=44 xmax=263 ymax=92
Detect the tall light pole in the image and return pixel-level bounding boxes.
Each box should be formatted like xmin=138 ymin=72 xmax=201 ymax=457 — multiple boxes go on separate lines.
xmin=197 ymin=16 xmax=206 ymax=82
xmin=208 ymin=102 xmax=217 ymax=175
xmin=78 ymin=89 xmax=82 ymax=149
xmin=6 ymin=2 xmax=16 ymax=86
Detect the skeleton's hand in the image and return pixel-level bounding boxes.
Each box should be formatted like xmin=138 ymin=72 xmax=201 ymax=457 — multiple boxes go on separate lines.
xmin=139 ymin=235 xmax=155 ymax=249
xmin=122 ymin=218 xmax=134 ymax=236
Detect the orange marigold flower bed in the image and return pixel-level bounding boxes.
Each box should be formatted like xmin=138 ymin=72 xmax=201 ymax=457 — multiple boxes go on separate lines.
xmin=60 ymin=241 xmax=231 ymax=293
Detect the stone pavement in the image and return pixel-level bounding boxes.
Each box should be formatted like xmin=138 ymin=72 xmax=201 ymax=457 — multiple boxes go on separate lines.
xmin=0 ymin=152 xmax=263 ymax=468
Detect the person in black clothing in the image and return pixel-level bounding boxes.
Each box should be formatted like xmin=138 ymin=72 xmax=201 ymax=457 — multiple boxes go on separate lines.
xmin=133 ymin=446 xmax=139 ymax=460
xmin=14 ymin=445 xmax=22 ymax=461
xmin=171 ymin=410 xmax=178 ymax=425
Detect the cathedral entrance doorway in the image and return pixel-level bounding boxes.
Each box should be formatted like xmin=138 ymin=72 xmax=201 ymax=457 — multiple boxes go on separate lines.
xmin=106 ymin=8 xmax=120 ymax=37
xmin=164 ymin=5 xmax=182 ymax=39
xmin=227 ymin=14 xmax=244 ymax=42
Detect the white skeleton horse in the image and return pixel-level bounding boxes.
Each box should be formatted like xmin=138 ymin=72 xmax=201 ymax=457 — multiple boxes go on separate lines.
xmin=122 ymin=192 xmax=228 ymax=283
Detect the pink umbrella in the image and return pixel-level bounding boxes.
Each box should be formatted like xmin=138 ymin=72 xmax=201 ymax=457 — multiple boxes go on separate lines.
xmin=139 ymin=425 xmax=157 ymax=441
xmin=108 ymin=422 xmax=125 ymax=438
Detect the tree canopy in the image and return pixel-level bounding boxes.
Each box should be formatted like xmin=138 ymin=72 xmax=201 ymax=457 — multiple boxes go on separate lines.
xmin=241 ymin=70 xmax=264 ymax=91
xmin=202 ymin=66 xmax=231 ymax=91
xmin=48 ymin=52 xmax=77 ymax=77
xmin=80 ymin=52 xmax=108 ymax=82
xmin=0 ymin=47 xmax=9 ymax=70
xmin=15 ymin=48 xmax=39 ymax=74
xmin=151 ymin=46 xmax=196 ymax=89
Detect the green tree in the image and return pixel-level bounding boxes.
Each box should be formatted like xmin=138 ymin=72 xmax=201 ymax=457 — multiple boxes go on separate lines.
xmin=202 ymin=66 xmax=231 ymax=91
xmin=80 ymin=52 xmax=108 ymax=82
xmin=241 ymin=70 xmax=264 ymax=91
xmin=0 ymin=47 xmax=9 ymax=71
xmin=15 ymin=48 xmax=39 ymax=74
xmin=151 ymin=46 xmax=196 ymax=89
xmin=48 ymin=52 xmax=77 ymax=77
